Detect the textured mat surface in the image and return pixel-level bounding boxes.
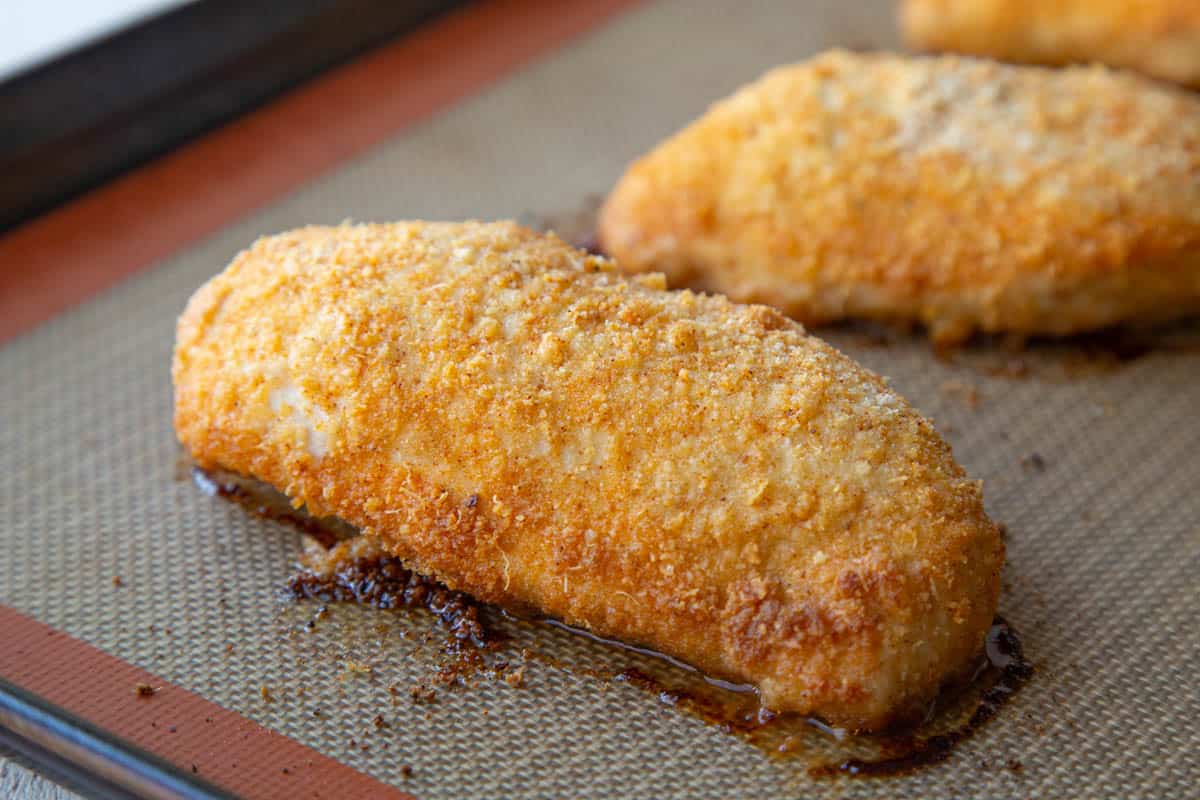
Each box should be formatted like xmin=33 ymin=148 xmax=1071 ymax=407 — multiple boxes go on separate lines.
xmin=2 ymin=1 xmax=1198 ymax=797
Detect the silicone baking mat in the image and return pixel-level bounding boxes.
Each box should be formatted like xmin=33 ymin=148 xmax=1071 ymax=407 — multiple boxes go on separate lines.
xmin=2 ymin=1 xmax=1197 ymax=797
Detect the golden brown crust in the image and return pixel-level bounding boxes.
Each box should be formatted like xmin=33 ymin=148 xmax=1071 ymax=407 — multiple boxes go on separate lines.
xmin=901 ymin=0 xmax=1200 ymax=88
xmin=173 ymin=221 xmax=1002 ymax=730
xmin=598 ymin=50 xmax=1200 ymax=343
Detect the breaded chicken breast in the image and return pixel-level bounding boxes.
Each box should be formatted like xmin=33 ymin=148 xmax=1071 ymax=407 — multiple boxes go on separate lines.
xmin=901 ymin=0 xmax=1200 ymax=89
xmin=598 ymin=50 xmax=1200 ymax=343
xmin=173 ymin=221 xmax=1002 ymax=730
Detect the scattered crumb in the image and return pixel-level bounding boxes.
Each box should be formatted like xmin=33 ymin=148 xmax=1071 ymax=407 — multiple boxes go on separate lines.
xmin=191 ymin=764 xmax=198 ymax=774
xmin=281 ymin=768 xmax=290 ymax=775
xmin=372 ymin=714 xmax=388 ymax=729
xmin=260 ymin=685 xmax=273 ymax=702
xmin=111 ymin=575 xmax=123 ymax=587
xmin=996 ymin=522 xmax=1008 ymax=539
xmin=503 ymin=666 xmax=526 ymax=688
xmin=342 ymin=659 xmax=373 ymax=677
xmin=134 ymin=684 xmax=158 ymax=698
xmin=1021 ymin=452 xmax=1047 ymax=471
xmin=400 ymin=765 xmax=414 ymax=779
xmin=940 ymin=379 xmax=981 ymax=409
xmin=224 ymin=643 xmax=235 ymax=656
xmin=410 ymin=684 xmax=437 ymax=704
xmin=168 ymin=726 xmax=177 ymax=733
xmin=1007 ymin=758 xmax=1023 ymax=773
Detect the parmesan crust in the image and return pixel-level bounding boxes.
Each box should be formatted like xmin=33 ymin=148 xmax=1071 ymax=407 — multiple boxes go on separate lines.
xmin=173 ymin=221 xmax=1002 ymax=730
xmin=598 ymin=50 xmax=1200 ymax=343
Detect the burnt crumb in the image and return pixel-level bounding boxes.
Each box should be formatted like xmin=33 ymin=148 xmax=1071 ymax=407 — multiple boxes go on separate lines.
xmin=1021 ymin=452 xmax=1047 ymax=472
xmin=134 ymin=683 xmax=158 ymax=698
xmin=260 ymin=685 xmax=272 ymax=702
xmin=289 ymin=553 xmax=491 ymax=648
xmin=996 ymin=522 xmax=1008 ymax=540
xmin=1007 ymin=758 xmax=1023 ymax=773
xmin=282 ymin=768 xmax=290 ymax=775
xmin=111 ymin=575 xmax=123 ymax=587
xmin=400 ymin=765 xmax=414 ymax=779
xmin=410 ymin=684 xmax=437 ymax=704
xmin=191 ymin=764 xmax=198 ymax=774
xmin=312 ymin=709 xmax=323 ymax=718
xmin=433 ymin=665 xmax=460 ymax=686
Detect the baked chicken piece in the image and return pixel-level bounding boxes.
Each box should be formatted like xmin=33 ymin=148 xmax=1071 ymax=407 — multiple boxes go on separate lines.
xmin=174 ymin=221 xmax=1002 ymax=730
xmin=598 ymin=50 xmax=1200 ymax=343
xmin=901 ymin=0 xmax=1200 ymax=89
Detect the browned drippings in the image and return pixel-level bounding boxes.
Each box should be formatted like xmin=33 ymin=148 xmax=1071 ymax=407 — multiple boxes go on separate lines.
xmin=192 ymin=463 xmax=1033 ymax=776
xmin=191 ymin=465 xmax=355 ymax=549
xmin=533 ymin=614 xmax=1032 ymax=777
xmin=529 ymin=196 xmax=605 ymax=255
xmin=807 ymin=620 xmax=1032 ymax=777
xmin=929 ymin=324 xmax=1200 ymax=380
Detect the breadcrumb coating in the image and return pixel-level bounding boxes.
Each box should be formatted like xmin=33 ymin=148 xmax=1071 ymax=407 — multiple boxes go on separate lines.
xmin=598 ymin=50 xmax=1200 ymax=343
xmin=173 ymin=221 xmax=1002 ymax=730
xmin=902 ymin=0 xmax=1200 ymax=88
